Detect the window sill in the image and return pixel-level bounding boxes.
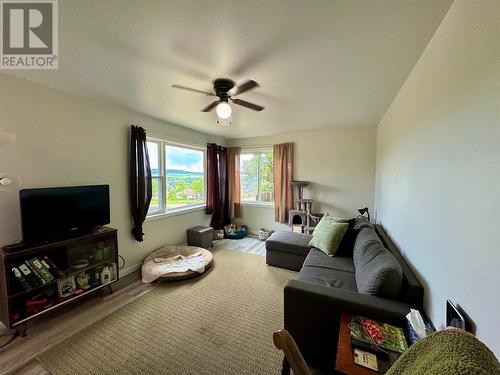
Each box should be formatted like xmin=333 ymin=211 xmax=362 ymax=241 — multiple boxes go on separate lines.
xmin=241 ymin=202 xmax=275 ymax=208
xmin=145 ymin=205 xmax=206 ymax=222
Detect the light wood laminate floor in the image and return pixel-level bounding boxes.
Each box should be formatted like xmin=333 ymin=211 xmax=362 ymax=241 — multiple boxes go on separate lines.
xmin=213 ymin=235 xmax=266 ymax=256
xmin=0 ymin=272 xmax=153 ymax=375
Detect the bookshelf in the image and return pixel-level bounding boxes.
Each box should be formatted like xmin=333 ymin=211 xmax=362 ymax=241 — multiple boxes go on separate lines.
xmin=0 ymin=227 xmax=118 ymax=336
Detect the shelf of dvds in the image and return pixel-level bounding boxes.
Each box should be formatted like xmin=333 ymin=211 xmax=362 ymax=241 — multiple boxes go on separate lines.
xmin=0 ymin=227 xmax=119 ymax=336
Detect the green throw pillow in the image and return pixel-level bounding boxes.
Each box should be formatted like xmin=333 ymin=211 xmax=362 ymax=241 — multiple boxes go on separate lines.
xmin=323 ymin=212 xmax=350 ymax=223
xmin=309 ymin=215 xmax=348 ymax=256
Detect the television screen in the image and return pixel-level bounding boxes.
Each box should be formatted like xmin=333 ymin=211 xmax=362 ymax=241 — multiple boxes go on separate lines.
xmin=20 ymin=185 xmax=110 ymax=244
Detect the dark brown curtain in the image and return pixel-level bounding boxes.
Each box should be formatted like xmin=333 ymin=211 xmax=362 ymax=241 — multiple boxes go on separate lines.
xmin=227 ymin=147 xmax=241 ymax=219
xmin=206 ymin=143 xmax=229 ymax=229
xmin=129 ymin=125 xmax=152 ymax=241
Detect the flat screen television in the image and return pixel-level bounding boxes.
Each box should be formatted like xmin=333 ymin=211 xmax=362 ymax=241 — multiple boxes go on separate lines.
xmin=20 ymin=185 xmax=110 ymax=245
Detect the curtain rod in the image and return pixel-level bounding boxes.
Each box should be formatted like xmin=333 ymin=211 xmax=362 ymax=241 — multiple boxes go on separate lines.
xmin=146 ymin=132 xmax=206 ymax=150
xmin=232 ymin=144 xmax=274 ymax=148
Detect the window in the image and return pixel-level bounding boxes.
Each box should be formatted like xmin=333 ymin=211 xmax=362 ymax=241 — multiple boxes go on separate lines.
xmin=240 ymin=150 xmax=274 ymax=204
xmin=147 ymin=138 xmax=205 ymax=216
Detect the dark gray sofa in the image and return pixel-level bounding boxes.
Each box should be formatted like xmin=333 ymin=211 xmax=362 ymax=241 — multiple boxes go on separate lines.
xmin=265 ymin=218 xmax=424 ymax=371
xmin=266 ymin=231 xmax=313 ymax=271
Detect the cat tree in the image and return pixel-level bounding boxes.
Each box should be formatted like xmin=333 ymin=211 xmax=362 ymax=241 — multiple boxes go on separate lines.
xmin=288 ymin=181 xmax=322 ymax=234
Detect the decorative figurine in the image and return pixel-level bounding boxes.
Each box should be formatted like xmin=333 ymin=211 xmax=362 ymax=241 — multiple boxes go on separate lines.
xmin=76 ymin=271 xmax=91 ymax=290
xmin=57 ymin=276 xmax=76 ymax=297
xmin=100 ymin=266 xmax=111 ymax=285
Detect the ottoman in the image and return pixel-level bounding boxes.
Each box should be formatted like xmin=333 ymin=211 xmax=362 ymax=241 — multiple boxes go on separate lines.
xmin=265 ymin=231 xmax=313 ymax=271
xmin=187 ymin=226 xmax=214 ymax=249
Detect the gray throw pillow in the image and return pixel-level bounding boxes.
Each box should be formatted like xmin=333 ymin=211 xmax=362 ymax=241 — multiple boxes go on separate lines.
xmin=354 ymin=230 xmax=403 ymax=299
xmin=353 ymin=227 xmax=382 ymax=267
xmin=353 ymin=217 xmax=375 ymax=231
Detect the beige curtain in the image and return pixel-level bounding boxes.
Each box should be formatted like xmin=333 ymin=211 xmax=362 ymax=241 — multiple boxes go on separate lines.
xmin=273 ymin=143 xmax=294 ymax=223
xmin=227 ymin=147 xmax=241 ymax=219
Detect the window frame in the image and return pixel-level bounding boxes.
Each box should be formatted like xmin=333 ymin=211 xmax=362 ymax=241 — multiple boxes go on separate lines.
xmin=240 ymin=148 xmax=275 ymax=207
xmin=146 ymin=136 xmax=207 ymax=219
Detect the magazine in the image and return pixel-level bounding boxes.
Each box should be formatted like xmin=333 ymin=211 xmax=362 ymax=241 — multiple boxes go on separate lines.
xmin=350 ymin=316 xmax=408 ymax=355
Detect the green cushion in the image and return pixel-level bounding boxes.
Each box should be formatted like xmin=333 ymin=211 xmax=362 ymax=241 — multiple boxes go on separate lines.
xmin=319 ymin=211 xmax=348 ymax=223
xmin=323 ymin=212 xmax=350 ymax=223
xmin=309 ymin=215 xmax=348 ymax=256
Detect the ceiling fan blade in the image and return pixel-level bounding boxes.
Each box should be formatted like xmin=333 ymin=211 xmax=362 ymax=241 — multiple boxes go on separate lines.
xmin=201 ymin=100 xmax=220 ymax=112
xmin=172 ymin=84 xmax=215 ymax=96
xmin=231 ymin=98 xmax=264 ymax=112
xmin=233 ymin=80 xmax=259 ymax=96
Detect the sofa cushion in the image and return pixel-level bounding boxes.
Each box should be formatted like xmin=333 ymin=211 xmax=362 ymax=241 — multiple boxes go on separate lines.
xmin=266 ymin=231 xmax=313 ymax=256
xmin=298 ymin=264 xmax=357 ymax=291
xmin=304 ymin=248 xmax=355 ymax=273
xmin=354 ymin=240 xmax=403 ymax=299
xmin=353 ymin=217 xmax=375 ymax=231
xmin=353 ymin=227 xmax=382 ymax=266
xmin=335 ymin=228 xmax=358 ymax=257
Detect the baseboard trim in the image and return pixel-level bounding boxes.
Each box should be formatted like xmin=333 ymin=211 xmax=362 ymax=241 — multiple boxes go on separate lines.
xmin=120 ymin=262 xmax=141 ymax=277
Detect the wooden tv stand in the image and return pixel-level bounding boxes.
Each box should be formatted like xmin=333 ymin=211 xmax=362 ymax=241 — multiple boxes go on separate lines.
xmin=0 ymin=227 xmax=118 ymax=336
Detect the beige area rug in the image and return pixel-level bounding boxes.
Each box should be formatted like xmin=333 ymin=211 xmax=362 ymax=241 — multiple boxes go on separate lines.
xmin=37 ymin=248 xmax=296 ymax=375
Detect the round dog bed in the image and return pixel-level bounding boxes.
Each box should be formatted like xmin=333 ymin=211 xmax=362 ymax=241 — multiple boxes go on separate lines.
xmin=141 ymin=245 xmax=213 ymax=282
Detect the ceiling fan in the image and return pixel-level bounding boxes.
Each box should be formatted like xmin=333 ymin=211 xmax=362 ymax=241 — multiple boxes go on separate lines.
xmin=172 ymin=78 xmax=264 ymax=120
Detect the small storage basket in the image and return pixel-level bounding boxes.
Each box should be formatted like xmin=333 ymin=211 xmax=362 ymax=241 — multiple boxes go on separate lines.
xmin=258 ymin=228 xmax=274 ymax=241
xmin=213 ymin=229 xmax=224 ymax=240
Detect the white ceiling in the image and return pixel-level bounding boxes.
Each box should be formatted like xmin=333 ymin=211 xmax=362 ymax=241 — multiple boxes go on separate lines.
xmin=5 ymin=0 xmax=453 ymax=138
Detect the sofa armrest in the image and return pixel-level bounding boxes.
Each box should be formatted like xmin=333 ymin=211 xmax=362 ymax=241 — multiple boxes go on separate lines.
xmin=284 ymin=279 xmax=414 ymax=369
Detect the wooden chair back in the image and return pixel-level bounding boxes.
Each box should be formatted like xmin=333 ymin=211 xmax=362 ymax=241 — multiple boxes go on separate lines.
xmin=273 ymin=329 xmax=312 ymax=375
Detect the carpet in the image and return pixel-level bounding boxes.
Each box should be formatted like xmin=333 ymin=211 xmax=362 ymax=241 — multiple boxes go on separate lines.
xmin=37 ymin=248 xmax=296 ymax=375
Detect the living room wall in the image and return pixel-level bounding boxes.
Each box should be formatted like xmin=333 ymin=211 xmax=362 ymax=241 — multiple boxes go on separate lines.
xmin=0 ymin=74 xmax=224 ymax=275
xmin=374 ymin=0 xmax=499 ymax=355
xmin=228 ymin=127 xmax=376 ymax=232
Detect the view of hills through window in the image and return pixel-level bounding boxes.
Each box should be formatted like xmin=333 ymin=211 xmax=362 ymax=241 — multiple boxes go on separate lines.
xmin=147 ymin=141 xmax=204 ymax=214
xmin=240 ymin=151 xmax=274 ymax=203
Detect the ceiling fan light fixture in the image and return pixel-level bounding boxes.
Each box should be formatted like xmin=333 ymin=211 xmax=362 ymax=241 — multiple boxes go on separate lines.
xmin=217 ymin=117 xmax=232 ymax=127
xmin=172 ymin=78 xmax=263 ymax=119
xmin=216 ymin=101 xmax=232 ymax=119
